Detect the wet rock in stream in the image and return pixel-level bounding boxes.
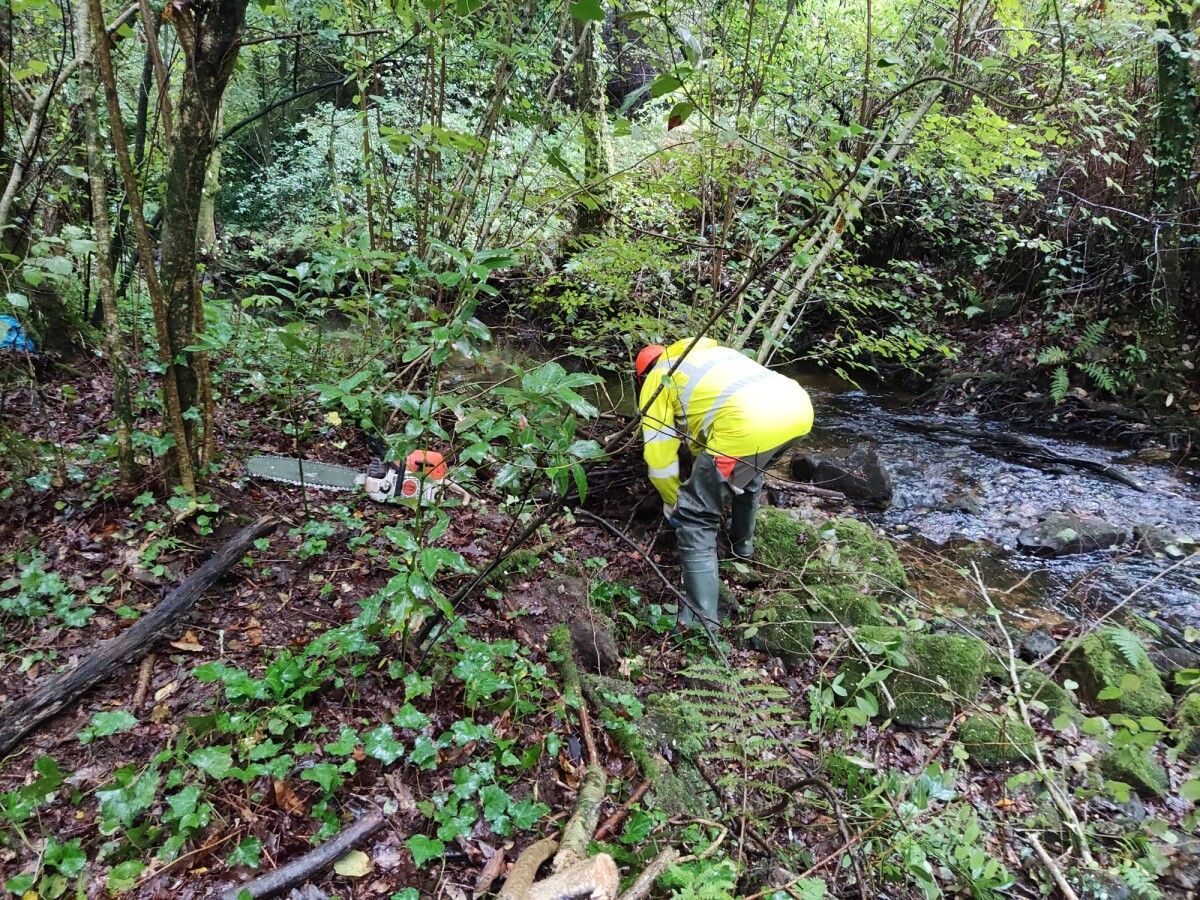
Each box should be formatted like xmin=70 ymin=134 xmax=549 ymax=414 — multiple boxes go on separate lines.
xmin=1016 ymin=512 xmax=1129 ymax=556
xmin=790 ymin=444 xmax=894 ymax=507
xmin=1017 ymin=629 xmax=1058 ymax=663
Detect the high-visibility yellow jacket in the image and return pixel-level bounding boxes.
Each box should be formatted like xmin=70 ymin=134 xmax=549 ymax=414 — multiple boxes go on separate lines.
xmin=639 ymin=338 xmax=814 ymax=506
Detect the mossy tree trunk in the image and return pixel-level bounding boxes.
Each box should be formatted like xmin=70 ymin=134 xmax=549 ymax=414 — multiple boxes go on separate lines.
xmin=573 ymin=7 xmax=614 ymax=238
xmin=157 ymin=0 xmax=249 ymax=476
xmin=1150 ymin=0 xmax=1198 ymax=345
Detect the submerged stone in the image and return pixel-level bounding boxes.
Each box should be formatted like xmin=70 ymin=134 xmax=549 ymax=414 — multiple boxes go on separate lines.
xmin=1098 ymin=749 xmax=1170 ymax=799
xmin=840 ymin=626 xmax=989 ymax=726
xmin=957 ymin=713 xmax=1036 ymax=767
xmin=1017 ymin=512 xmax=1128 ymax=556
xmin=1066 ymin=628 xmax=1172 ymax=719
xmin=790 ymin=444 xmax=894 ymax=507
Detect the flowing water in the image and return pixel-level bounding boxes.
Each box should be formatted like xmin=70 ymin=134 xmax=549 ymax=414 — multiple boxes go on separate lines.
xmin=783 ymin=372 xmax=1200 ymax=636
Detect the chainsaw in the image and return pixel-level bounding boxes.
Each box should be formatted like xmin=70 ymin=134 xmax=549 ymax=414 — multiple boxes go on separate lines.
xmin=246 ymin=450 xmax=448 ymax=502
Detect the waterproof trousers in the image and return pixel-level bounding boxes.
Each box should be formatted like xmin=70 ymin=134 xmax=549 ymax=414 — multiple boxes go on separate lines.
xmin=674 ymin=440 xmax=797 ymax=628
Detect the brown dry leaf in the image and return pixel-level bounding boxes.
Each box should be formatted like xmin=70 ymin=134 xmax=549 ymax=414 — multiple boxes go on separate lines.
xmin=154 ymin=680 xmax=179 ymax=702
xmin=149 ymin=703 xmax=171 ymax=723
xmin=244 ymin=618 xmax=264 ymax=646
xmin=383 ymin=773 xmax=417 ymax=814
xmin=169 ymin=630 xmax=203 ymax=652
xmin=274 ymin=779 xmax=307 ymax=816
xmin=473 ymin=847 xmax=507 ymax=896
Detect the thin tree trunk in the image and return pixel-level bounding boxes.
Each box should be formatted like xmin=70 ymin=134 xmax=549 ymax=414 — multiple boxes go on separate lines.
xmin=90 ymin=0 xmax=197 ymax=496
xmin=156 ymin=0 xmax=249 ymax=470
xmin=78 ymin=0 xmax=136 ymax=485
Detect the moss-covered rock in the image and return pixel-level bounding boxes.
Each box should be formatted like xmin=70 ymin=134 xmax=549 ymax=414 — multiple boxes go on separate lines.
xmin=753 ymin=507 xmax=908 ymax=592
xmin=841 ymin=626 xmax=989 ymax=726
xmin=957 ymin=714 xmax=1036 ymax=767
xmin=1098 ymin=749 xmax=1170 ymax=799
xmin=1176 ymin=691 xmax=1200 ymax=758
xmin=1066 ymin=628 xmax=1172 ymax=719
xmin=749 ymin=591 xmax=813 ymax=663
xmin=806 ymin=583 xmax=885 ymax=627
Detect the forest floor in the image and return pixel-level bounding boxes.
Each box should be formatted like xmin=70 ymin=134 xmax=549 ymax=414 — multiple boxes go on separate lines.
xmin=1 ymin=353 xmax=1199 ymax=899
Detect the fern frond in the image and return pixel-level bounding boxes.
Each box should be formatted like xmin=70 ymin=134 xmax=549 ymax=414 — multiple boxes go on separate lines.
xmin=1050 ymin=365 xmax=1070 ymax=403
xmin=1077 ymin=361 xmax=1118 ymax=395
xmin=1107 ymin=628 xmax=1149 ymax=669
xmin=1037 ymin=346 xmax=1069 ymax=365
xmin=1076 ymin=318 xmax=1110 ymax=355
xmin=1118 ymin=862 xmax=1162 ymax=900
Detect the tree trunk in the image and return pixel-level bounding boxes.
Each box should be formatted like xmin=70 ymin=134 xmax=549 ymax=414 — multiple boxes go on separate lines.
xmin=573 ymin=9 xmax=614 ymax=238
xmin=90 ymin=0 xmax=197 ymax=496
xmin=1150 ymin=1 xmax=1197 ymax=342
xmin=78 ymin=0 xmax=136 ymax=484
xmin=157 ymin=0 xmax=249 ymax=469
xmin=198 ymin=98 xmax=225 ymax=252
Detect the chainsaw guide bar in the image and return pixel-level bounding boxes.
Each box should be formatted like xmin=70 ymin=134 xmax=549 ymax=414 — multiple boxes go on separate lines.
xmin=245 ymin=455 xmax=364 ymax=492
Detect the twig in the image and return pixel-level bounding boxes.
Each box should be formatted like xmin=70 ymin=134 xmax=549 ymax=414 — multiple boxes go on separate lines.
xmin=594 ymin=779 xmax=652 ymax=841
xmin=131 ymin=653 xmax=155 ymax=708
xmin=1028 ymin=833 xmax=1081 ymax=900
xmin=218 ymin=809 xmax=385 ymax=899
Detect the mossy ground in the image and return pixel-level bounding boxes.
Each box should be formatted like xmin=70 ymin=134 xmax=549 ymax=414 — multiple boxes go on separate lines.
xmin=805 ymin=583 xmax=885 ymax=627
xmin=1098 ymin=749 xmax=1170 ymax=799
xmin=957 ymin=713 xmax=1036 ymax=767
xmin=841 ymin=626 xmax=989 ymax=726
xmin=1177 ymin=691 xmax=1200 ymax=758
xmin=1067 ymin=629 xmax=1172 ymax=719
xmin=986 ymin=660 xmax=1081 ymax=721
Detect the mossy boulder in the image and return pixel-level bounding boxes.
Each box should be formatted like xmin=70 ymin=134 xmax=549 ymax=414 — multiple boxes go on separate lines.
xmin=748 ymin=591 xmax=813 ymax=663
xmin=753 ymin=507 xmax=908 ymax=591
xmin=1098 ymin=749 xmax=1169 ymax=799
xmin=841 ymin=626 xmax=989 ymax=726
xmin=1066 ymin=628 xmax=1172 ymax=719
xmin=957 ymin=714 xmax=1036 ymax=767
xmin=806 ymin=583 xmax=885 ymax=627
xmin=1176 ymin=691 xmax=1200 ymax=758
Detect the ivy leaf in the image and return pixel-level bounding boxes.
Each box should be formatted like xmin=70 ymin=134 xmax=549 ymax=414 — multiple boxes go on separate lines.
xmin=406 ymin=834 xmax=445 ymax=867
xmin=106 ymin=861 xmax=145 ymax=894
xmin=189 ymin=746 xmax=234 ymax=779
xmin=569 ymin=0 xmax=605 ymax=21
xmin=649 ymin=73 xmax=683 ymax=98
xmin=300 ymin=763 xmax=343 ymax=793
xmin=226 ymin=836 xmax=263 ymax=869
xmin=394 ymin=703 xmax=431 ymax=731
xmin=364 ymin=724 xmax=404 ymax=766
xmin=79 ymin=710 xmax=138 ymax=744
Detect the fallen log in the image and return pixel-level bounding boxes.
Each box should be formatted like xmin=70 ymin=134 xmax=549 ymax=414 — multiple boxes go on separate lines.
xmin=219 ymin=809 xmax=385 ymax=900
xmin=0 ymin=516 xmax=277 ymax=756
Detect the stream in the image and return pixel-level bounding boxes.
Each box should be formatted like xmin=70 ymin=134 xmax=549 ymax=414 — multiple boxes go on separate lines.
xmin=781 ymin=372 xmax=1200 ymax=636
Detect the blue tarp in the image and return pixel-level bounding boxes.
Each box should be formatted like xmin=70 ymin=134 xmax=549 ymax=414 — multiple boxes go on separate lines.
xmin=0 ymin=315 xmax=35 ymax=352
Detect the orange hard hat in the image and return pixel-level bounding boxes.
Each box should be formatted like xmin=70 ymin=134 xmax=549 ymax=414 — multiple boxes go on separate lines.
xmin=635 ymin=344 xmax=666 ymax=379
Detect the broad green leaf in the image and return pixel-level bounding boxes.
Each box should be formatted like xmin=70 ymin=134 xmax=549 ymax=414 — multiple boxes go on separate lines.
xmin=406 ymin=834 xmax=445 ymax=867
xmin=570 ymin=0 xmax=604 ymax=22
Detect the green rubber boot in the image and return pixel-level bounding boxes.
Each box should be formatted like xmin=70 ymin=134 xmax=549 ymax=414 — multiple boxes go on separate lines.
xmin=677 ymin=550 xmax=720 ymax=629
xmin=729 ymin=490 xmax=757 ymax=559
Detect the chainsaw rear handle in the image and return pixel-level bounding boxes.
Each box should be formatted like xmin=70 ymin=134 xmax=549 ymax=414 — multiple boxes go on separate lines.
xmin=363 ymin=459 xmax=401 ymax=502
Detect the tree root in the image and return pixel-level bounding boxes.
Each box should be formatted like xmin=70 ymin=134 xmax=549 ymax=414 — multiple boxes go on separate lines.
xmin=617 ymin=847 xmax=681 ymax=900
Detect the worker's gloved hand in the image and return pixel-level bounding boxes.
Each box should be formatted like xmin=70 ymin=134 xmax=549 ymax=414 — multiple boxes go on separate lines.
xmin=663 ymin=503 xmax=680 ymax=528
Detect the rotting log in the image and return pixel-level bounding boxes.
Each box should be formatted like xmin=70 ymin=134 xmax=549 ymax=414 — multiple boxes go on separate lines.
xmin=218 ymin=809 xmax=385 ymax=900
xmin=0 ymin=516 xmax=277 ymax=756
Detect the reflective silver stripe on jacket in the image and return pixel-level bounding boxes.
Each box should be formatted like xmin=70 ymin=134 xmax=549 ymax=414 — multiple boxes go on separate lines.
xmin=647 ymin=460 xmax=680 ymax=479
